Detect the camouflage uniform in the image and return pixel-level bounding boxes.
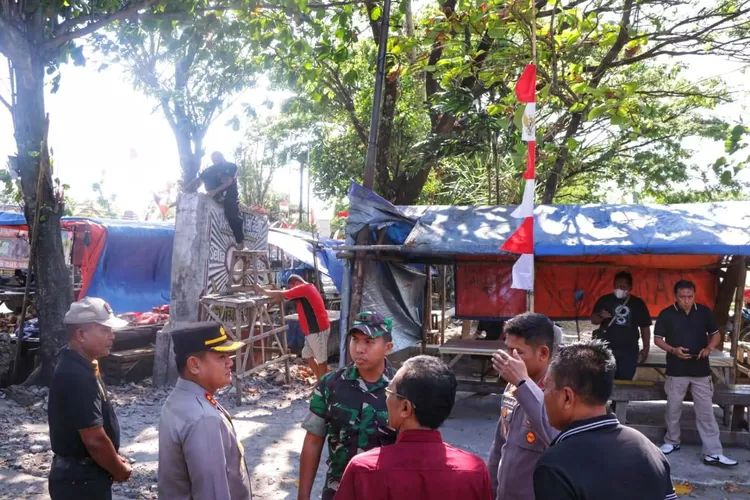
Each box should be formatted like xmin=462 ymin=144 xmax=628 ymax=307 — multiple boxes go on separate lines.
xmin=302 ymin=362 xmax=396 ymax=500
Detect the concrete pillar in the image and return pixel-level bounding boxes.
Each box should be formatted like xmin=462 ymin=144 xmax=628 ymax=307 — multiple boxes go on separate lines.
xmin=153 ymin=193 xmax=268 ymax=386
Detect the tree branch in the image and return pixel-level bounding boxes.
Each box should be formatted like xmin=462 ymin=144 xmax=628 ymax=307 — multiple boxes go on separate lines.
xmin=0 ymin=15 xmax=30 ymax=62
xmin=46 ymin=0 xmax=160 ymax=51
xmin=0 ymin=93 xmax=11 ymax=112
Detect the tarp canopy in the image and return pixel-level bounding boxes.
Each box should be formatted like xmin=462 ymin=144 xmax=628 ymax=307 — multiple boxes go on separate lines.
xmin=0 ymin=212 xmax=173 ymax=314
xmin=268 ymin=228 xmax=344 ymax=292
xmin=344 ymin=183 xmax=749 ymax=334
xmin=348 ymin=183 xmax=750 ymax=257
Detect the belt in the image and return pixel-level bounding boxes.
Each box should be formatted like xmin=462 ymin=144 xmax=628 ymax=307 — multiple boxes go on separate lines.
xmin=52 ymin=455 xmax=96 ymax=467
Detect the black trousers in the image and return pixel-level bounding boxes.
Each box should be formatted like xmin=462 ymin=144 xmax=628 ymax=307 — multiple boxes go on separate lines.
xmin=222 ymin=190 xmax=245 ymax=245
xmin=612 ymin=349 xmax=638 ymax=381
xmin=49 ymin=457 xmax=112 ymax=500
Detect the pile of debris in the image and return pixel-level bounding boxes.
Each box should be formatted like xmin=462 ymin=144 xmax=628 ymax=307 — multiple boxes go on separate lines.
xmin=118 ymin=304 xmax=170 ymax=327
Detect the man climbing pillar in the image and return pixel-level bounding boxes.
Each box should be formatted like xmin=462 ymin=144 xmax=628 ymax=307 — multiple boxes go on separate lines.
xmin=186 ymin=151 xmax=245 ymax=248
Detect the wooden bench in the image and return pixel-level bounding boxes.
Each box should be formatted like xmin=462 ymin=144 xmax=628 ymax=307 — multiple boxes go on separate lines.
xmin=611 ymin=380 xmax=750 ymax=431
xmin=101 ymin=347 xmax=155 ymax=384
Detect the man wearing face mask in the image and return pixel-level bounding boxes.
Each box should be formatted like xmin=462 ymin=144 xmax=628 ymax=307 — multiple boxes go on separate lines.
xmin=591 ymin=271 xmax=652 ymax=380
xmin=333 ymin=356 xmax=492 ymax=500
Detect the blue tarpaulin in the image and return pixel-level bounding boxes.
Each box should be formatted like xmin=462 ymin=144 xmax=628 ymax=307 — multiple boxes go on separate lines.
xmin=85 ymin=220 xmax=174 ymax=313
xmin=348 ymin=182 xmax=750 ymax=257
xmin=268 ymin=228 xmax=344 ymax=291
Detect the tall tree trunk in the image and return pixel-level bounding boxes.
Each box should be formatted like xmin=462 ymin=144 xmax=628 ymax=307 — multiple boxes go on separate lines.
xmin=12 ymin=56 xmax=72 ymax=386
xmin=171 ymin=124 xmax=202 ymax=184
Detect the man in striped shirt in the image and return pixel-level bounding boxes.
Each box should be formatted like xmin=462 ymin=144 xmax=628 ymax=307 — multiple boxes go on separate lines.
xmin=256 ymin=275 xmax=331 ymax=379
xmin=534 ymin=340 xmax=676 ymax=500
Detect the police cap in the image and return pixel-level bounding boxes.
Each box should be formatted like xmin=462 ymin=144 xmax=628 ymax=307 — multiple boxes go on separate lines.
xmin=172 ymin=322 xmax=243 ymax=355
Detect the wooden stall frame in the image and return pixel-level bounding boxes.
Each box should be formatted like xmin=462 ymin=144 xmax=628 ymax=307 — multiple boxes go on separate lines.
xmin=201 ymin=293 xmax=293 ymax=405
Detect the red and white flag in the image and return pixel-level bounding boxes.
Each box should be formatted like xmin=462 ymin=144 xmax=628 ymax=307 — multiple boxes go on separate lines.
xmin=502 ymin=63 xmax=537 ymax=291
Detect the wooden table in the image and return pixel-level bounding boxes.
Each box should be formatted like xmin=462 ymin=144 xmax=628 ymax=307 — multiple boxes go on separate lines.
xmin=639 ymin=349 xmax=734 ymax=384
xmin=438 ymin=339 xmax=505 ymax=368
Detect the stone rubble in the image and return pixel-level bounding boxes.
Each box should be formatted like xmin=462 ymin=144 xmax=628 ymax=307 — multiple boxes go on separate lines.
xmin=0 ymin=358 xmax=319 ymax=499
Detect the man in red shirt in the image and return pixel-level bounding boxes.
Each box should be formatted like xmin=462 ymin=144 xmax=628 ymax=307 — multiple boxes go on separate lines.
xmin=255 ymin=275 xmax=331 ymax=379
xmin=333 ymin=355 xmax=493 ymax=500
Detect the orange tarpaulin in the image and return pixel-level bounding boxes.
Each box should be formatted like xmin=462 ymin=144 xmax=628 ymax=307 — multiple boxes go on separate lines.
xmin=455 ymin=255 xmax=720 ymax=320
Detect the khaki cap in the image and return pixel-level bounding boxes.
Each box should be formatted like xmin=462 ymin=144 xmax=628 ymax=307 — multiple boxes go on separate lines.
xmin=64 ymin=297 xmax=129 ymax=329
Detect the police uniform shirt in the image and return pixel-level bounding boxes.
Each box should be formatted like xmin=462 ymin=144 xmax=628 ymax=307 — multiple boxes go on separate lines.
xmin=48 ymin=349 xmax=120 ymax=459
xmin=488 ymin=378 xmax=558 ymax=500
xmin=158 ymin=378 xmax=252 ymax=500
xmin=534 ymin=414 xmax=676 ymax=500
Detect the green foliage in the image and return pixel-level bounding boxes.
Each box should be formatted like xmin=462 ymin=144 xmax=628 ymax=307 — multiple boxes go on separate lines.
xmin=258 ymin=0 xmax=750 ymax=205
xmin=92 ymin=1 xmax=263 ymax=181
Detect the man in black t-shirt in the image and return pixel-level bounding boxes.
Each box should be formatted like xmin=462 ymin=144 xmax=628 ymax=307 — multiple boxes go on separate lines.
xmin=653 ymin=280 xmax=737 ymax=467
xmin=186 ymin=151 xmax=245 ymax=247
xmin=534 ymin=340 xmax=675 ymax=500
xmin=48 ymin=297 xmax=132 ymax=499
xmin=591 ymin=271 xmax=652 ymax=380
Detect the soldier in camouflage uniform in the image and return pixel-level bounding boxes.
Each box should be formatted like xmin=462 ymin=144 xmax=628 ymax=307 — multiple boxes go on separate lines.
xmin=298 ymin=312 xmax=396 ymax=500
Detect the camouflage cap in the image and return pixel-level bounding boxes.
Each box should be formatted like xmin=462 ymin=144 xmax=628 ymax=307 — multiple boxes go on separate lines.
xmin=349 ymin=311 xmax=392 ymax=339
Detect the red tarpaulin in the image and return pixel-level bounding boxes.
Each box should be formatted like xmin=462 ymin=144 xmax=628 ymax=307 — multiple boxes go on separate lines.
xmin=455 ymin=255 xmax=720 ymax=319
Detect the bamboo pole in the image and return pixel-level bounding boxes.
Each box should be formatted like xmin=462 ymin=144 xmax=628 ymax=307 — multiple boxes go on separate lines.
xmin=441 ymin=265 xmax=447 ymax=345
xmin=729 ymin=256 xmax=747 ymax=383
xmin=11 ymin=115 xmax=49 ymax=383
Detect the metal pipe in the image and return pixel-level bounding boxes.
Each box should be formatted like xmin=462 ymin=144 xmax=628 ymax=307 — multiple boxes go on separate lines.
xmin=362 ymin=0 xmax=393 ymax=189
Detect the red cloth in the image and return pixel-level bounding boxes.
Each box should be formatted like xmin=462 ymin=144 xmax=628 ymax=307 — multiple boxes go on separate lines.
xmin=334 ymin=429 xmax=493 ymax=500
xmin=516 ymin=64 xmax=537 ymax=103
xmin=524 ymin=141 xmax=536 ymax=179
xmin=501 ymin=217 xmax=534 ymax=254
xmin=282 ymin=283 xmax=330 ymax=335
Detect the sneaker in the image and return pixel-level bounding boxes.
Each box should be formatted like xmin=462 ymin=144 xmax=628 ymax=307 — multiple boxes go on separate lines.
xmin=703 ymin=454 xmax=738 ymax=467
xmin=660 ymin=443 xmax=680 ymax=455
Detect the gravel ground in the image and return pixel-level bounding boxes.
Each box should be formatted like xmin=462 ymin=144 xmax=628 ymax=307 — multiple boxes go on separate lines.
xmin=0 ymin=360 xmax=322 ymax=500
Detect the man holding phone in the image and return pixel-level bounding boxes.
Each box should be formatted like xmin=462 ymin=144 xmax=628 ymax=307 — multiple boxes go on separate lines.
xmin=653 ymin=280 xmax=737 ymax=466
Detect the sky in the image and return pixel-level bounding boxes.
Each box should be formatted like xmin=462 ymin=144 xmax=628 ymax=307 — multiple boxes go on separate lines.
xmin=0 ymin=46 xmax=748 ymax=219
xmin=0 ymin=55 xmax=331 ymax=220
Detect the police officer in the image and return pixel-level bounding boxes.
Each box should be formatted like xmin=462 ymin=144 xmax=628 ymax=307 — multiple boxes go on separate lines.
xmin=298 ymin=312 xmax=396 ymax=500
xmin=487 ymin=312 xmax=559 ymax=500
xmin=48 ymin=297 xmax=131 ymax=500
xmin=158 ymin=322 xmax=252 ymax=499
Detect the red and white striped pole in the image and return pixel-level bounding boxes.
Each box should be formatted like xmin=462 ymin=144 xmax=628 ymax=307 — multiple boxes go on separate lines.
xmin=501 ymin=3 xmax=537 ymax=311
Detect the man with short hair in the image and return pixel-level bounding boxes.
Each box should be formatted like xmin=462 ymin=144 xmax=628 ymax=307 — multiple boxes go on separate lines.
xmin=158 ymin=322 xmax=252 ymax=499
xmin=186 ymin=151 xmax=245 ymax=248
xmin=654 ymin=280 xmax=737 ymax=466
xmin=591 ymin=270 xmax=652 ymax=380
xmin=334 ymin=355 xmax=493 ymax=500
xmin=298 ymin=312 xmax=396 ymax=500
xmin=534 ymin=340 xmax=676 ymax=500
xmin=487 ymin=312 xmax=559 ymax=500
xmin=48 ymin=297 xmax=131 ymax=500
xmin=255 ymin=274 xmax=331 ymax=379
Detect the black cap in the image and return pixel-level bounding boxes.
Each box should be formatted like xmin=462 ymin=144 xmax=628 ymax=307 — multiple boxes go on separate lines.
xmin=172 ymin=322 xmax=243 ymax=356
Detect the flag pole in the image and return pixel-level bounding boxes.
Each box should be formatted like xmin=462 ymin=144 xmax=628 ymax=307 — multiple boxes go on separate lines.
xmin=527 ymin=0 xmax=537 ymax=313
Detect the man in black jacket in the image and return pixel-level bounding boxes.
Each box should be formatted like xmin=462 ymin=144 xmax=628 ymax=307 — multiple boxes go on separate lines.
xmin=534 ymin=340 xmax=676 ymax=500
xmin=186 ymin=151 xmax=245 ymax=248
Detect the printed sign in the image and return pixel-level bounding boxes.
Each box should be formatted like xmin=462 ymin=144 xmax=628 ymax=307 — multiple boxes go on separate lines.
xmin=205 ymin=206 xmax=269 ymax=292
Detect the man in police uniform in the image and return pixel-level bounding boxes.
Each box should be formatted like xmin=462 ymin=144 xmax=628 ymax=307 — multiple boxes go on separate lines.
xmin=488 ymin=312 xmax=559 ymax=500
xmin=48 ymin=297 xmax=131 ymax=500
xmin=158 ymin=322 xmax=252 ymax=499
xmin=298 ymin=312 xmax=396 ymax=500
